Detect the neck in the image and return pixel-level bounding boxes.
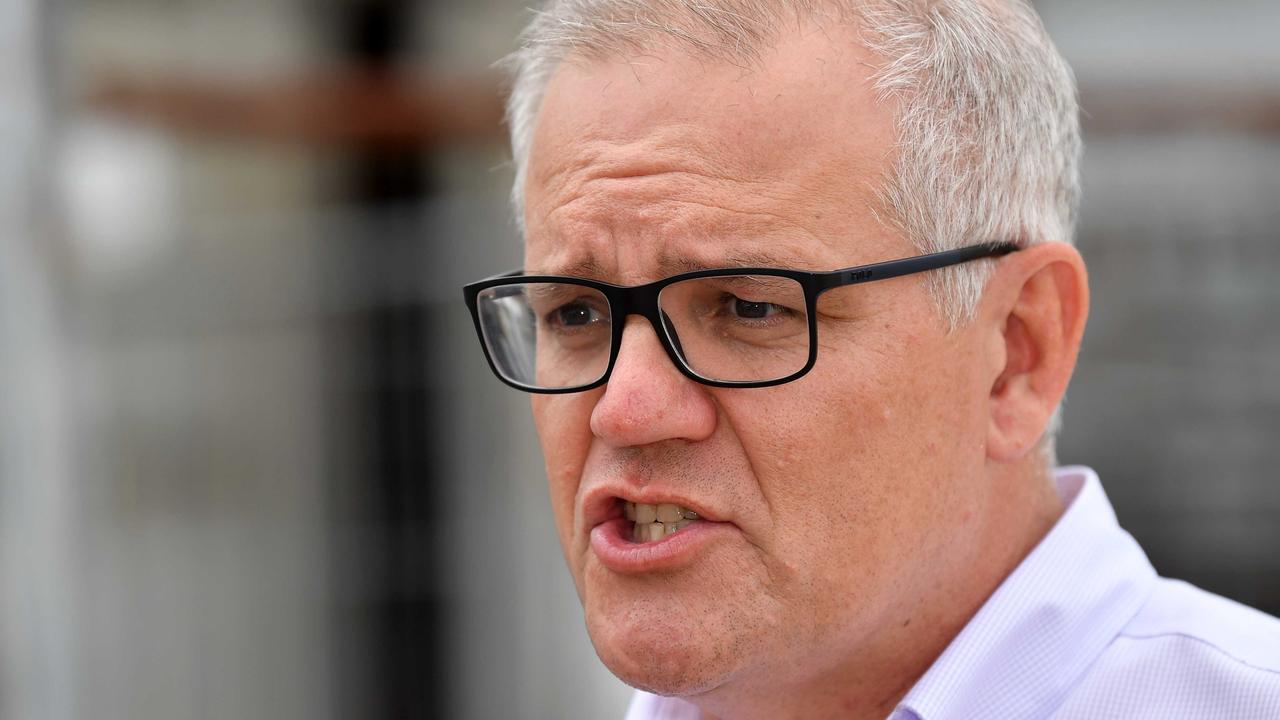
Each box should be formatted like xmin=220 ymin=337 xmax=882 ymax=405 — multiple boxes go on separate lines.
xmin=693 ymin=460 xmax=1066 ymax=720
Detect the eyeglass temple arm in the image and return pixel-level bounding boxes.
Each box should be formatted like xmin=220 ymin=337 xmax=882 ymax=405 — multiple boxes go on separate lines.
xmin=815 ymin=242 xmax=1019 ymax=293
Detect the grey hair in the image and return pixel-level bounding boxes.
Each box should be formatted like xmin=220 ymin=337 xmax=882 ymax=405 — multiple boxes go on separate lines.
xmin=503 ymin=0 xmax=1080 ymax=459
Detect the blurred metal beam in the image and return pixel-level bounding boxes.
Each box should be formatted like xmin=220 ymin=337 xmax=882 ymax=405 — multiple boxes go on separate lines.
xmin=86 ymin=69 xmax=504 ymax=147
xmin=87 ymin=75 xmax=1280 ymax=141
xmin=1081 ymin=82 xmax=1280 ymax=135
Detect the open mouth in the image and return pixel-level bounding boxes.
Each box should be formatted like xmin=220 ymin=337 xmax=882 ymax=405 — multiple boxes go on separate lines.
xmin=588 ymin=495 xmax=728 ymax=573
xmin=624 ymin=500 xmax=701 ymax=542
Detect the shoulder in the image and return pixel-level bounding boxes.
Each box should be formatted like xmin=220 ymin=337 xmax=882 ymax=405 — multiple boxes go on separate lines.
xmin=1053 ymin=578 xmax=1280 ymax=719
xmin=1120 ymin=578 xmax=1280 ymax=669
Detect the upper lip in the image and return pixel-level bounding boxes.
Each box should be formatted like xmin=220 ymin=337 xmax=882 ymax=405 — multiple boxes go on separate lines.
xmin=582 ymin=483 xmax=724 ymax=530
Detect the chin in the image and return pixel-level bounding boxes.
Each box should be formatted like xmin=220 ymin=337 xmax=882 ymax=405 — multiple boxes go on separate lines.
xmin=583 ymin=589 xmax=743 ymax=697
xmin=589 ymin=619 xmax=730 ymax=696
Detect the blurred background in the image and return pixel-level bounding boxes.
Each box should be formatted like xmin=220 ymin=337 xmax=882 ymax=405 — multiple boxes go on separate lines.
xmin=1 ymin=0 xmax=1276 ymax=718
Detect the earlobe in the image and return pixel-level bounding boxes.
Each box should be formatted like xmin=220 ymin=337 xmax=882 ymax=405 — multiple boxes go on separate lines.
xmin=985 ymin=243 xmax=1089 ymax=462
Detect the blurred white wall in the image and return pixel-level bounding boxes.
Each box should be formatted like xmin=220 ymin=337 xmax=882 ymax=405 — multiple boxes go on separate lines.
xmin=3 ymin=2 xmax=345 ymax=719
xmin=0 ymin=1 xmax=81 ymax=718
xmin=1040 ymin=0 xmax=1280 ymax=88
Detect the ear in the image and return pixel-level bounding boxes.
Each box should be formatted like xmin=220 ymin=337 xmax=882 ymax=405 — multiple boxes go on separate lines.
xmin=980 ymin=242 xmax=1089 ymax=462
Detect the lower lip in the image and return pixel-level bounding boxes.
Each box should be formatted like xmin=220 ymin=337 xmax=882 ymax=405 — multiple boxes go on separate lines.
xmin=589 ymin=516 xmax=734 ymax=574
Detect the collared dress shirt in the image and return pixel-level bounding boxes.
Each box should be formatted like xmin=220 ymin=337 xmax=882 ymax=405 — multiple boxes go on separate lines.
xmin=624 ymin=466 xmax=1280 ymax=719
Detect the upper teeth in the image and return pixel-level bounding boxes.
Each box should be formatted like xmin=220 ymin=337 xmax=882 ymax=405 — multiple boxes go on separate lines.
xmin=624 ymin=502 xmax=701 ymax=542
xmin=625 ymin=501 xmax=700 ymax=523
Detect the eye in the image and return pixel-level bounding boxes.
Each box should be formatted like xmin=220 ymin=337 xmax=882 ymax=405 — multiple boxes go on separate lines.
xmin=722 ymin=294 xmax=794 ymax=322
xmin=732 ymin=298 xmax=781 ymax=320
xmin=549 ymin=300 xmax=605 ymax=329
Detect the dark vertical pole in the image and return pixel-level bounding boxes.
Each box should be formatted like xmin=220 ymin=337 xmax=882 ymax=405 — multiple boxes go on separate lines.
xmin=325 ymin=1 xmax=446 ymax=718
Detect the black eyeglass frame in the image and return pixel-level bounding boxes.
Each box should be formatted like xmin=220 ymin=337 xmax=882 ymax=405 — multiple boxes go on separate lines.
xmin=463 ymin=242 xmax=1020 ymax=394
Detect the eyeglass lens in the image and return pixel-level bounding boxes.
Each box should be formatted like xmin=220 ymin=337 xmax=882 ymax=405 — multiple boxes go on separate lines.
xmin=475 ymin=275 xmax=810 ymax=390
xmin=657 ymin=275 xmax=809 ymax=383
xmin=476 ymin=282 xmax=613 ymax=389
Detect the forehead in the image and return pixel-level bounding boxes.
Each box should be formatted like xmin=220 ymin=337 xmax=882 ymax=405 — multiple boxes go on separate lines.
xmin=523 ymin=26 xmax=904 ymax=280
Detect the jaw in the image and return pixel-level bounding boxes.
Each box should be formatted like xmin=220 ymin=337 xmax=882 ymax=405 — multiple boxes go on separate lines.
xmin=579 ymin=559 xmax=758 ymax=696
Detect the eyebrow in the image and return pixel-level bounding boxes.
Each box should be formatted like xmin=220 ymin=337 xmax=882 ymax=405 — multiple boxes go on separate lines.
xmin=533 ymin=248 xmax=821 ymax=280
xmin=658 ymin=250 xmax=821 ymax=274
xmin=524 ymin=282 xmax=586 ymax=303
xmin=531 ymin=256 xmax=612 ymax=280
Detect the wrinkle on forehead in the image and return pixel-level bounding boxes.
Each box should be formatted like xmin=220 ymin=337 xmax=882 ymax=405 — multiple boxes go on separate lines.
xmin=528 ymin=192 xmax=832 ymax=283
xmin=529 ymin=130 xmax=745 ymax=208
xmin=527 ymin=140 xmax=863 ymax=281
xmin=523 ymin=25 xmax=904 ymax=285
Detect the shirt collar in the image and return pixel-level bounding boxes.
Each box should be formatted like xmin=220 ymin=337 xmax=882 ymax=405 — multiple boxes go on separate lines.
xmin=890 ymin=466 xmax=1157 ymax=720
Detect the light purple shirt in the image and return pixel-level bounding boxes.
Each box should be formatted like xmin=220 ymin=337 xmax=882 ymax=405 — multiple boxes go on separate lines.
xmin=624 ymin=466 xmax=1280 ymax=719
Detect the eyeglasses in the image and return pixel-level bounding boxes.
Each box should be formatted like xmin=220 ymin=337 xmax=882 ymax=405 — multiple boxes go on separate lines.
xmin=463 ymin=242 xmax=1018 ymax=393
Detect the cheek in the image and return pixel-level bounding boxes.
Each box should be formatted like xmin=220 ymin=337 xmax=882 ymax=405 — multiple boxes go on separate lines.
xmin=532 ymin=393 xmax=598 ymax=556
xmin=731 ymin=348 xmax=903 ymax=519
xmin=890 ymin=329 xmax=989 ymax=463
xmin=720 ymin=322 xmax=980 ymax=617
xmin=810 ymin=320 xmax=982 ymax=469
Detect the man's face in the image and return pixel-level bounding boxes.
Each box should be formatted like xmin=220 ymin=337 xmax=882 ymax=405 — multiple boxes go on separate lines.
xmin=523 ymin=31 xmax=998 ymax=696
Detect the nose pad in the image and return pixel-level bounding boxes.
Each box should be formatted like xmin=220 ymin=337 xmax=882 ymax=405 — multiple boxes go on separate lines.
xmin=659 ymin=310 xmax=686 ymax=364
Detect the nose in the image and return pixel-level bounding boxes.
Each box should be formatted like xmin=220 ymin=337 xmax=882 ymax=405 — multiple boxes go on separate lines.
xmin=589 ymin=317 xmax=718 ymax=447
